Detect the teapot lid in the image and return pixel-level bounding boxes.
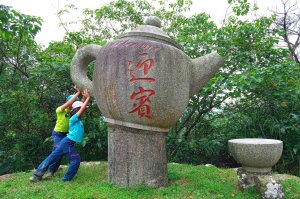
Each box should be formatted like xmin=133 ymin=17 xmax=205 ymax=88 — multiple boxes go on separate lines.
xmin=118 ymin=16 xmax=180 ymax=48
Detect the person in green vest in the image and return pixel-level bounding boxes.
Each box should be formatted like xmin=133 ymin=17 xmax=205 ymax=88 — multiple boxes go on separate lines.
xmin=43 ymin=86 xmax=81 ymax=179
xmin=30 ymin=90 xmax=91 ymax=182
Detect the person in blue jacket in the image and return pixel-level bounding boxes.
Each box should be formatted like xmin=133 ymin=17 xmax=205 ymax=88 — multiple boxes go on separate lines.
xmin=44 ymin=86 xmax=80 ymax=179
xmin=30 ymin=89 xmax=90 ymax=182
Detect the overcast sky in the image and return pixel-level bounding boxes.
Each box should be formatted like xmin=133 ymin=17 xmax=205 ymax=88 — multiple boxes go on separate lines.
xmin=0 ymin=0 xmax=286 ymax=46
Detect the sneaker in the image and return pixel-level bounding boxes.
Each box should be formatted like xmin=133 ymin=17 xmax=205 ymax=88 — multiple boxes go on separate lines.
xmin=29 ymin=175 xmax=42 ymax=182
xmin=43 ymin=171 xmax=54 ymax=180
xmin=60 ymin=178 xmax=70 ymax=182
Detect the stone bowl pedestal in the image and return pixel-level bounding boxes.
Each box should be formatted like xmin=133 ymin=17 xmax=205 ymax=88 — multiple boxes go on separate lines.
xmin=228 ymin=138 xmax=285 ymax=198
xmin=228 ymin=138 xmax=283 ymax=174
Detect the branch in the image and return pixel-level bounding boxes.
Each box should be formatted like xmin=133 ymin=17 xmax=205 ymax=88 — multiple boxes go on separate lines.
xmin=57 ymin=14 xmax=69 ymax=34
xmin=17 ymin=20 xmax=24 ymax=74
xmin=281 ymin=2 xmax=300 ymax=64
xmin=0 ymin=46 xmax=29 ymax=78
xmin=292 ymin=33 xmax=300 ymax=52
xmin=174 ymin=105 xmax=197 ymax=134
xmin=222 ymin=4 xmax=233 ymax=28
xmin=56 ymin=0 xmax=70 ymax=34
xmin=183 ymin=91 xmax=228 ymax=139
xmin=185 ymin=94 xmax=217 ymax=137
xmin=108 ymin=20 xmax=123 ymax=35
xmin=180 ymin=63 xmax=238 ymax=138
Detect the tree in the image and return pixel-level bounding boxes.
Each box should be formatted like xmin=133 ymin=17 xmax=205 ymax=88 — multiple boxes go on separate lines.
xmin=274 ymin=0 xmax=300 ymax=64
xmin=0 ymin=5 xmax=44 ymax=174
xmin=0 ymin=5 xmax=41 ymax=78
xmin=0 ymin=5 xmax=108 ymax=174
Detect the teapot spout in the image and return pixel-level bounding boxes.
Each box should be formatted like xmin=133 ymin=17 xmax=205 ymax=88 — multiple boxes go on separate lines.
xmin=190 ymin=52 xmax=223 ymax=97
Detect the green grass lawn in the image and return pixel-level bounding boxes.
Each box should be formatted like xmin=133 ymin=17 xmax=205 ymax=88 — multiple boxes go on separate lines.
xmin=1 ymin=162 xmax=300 ymax=199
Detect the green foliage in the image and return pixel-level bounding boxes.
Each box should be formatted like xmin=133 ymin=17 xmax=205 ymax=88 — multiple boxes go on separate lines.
xmin=163 ymin=1 xmax=300 ymax=176
xmin=0 ymin=5 xmax=41 ymax=78
xmin=0 ymin=163 xmax=263 ymax=198
xmin=227 ymin=0 xmax=251 ymax=16
xmin=63 ymin=0 xmax=193 ymax=41
xmin=167 ymin=10 xmax=289 ymax=164
xmin=172 ymin=13 xmax=217 ymax=57
xmin=0 ymin=6 xmax=107 ymax=175
xmin=80 ymin=0 xmax=152 ymax=40
xmin=222 ymin=60 xmax=300 ymax=174
xmin=0 ymin=5 xmax=46 ymax=173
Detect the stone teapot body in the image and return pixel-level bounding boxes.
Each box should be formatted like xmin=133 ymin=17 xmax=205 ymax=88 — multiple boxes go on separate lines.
xmin=71 ymin=17 xmax=223 ymax=131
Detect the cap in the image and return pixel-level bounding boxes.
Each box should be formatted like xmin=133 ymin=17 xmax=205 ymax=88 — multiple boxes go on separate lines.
xmin=67 ymin=95 xmax=80 ymax=101
xmin=72 ymin=101 xmax=84 ymax=109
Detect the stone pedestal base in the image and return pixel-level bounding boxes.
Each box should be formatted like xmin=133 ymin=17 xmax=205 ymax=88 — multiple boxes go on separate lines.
xmin=107 ymin=123 xmax=167 ymax=188
xmin=237 ymin=168 xmax=286 ymax=199
xmin=237 ymin=168 xmax=271 ymax=191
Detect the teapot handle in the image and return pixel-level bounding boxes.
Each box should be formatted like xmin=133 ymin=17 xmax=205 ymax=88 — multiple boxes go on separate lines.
xmin=70 ymin=44 xmax=101 ymax=97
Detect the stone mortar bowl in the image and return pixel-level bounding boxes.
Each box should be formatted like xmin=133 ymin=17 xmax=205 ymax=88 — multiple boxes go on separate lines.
xmin=228 ymin=138 xmax=283 ymax=174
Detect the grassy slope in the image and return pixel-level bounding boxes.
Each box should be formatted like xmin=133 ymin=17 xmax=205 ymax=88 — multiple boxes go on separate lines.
xmin=0 ymin=162 xmax=299 ymax=199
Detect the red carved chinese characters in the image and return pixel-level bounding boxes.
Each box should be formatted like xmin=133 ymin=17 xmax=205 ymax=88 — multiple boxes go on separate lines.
xmin=127 ymin=54 xmax=155 ymax=83
xmin=128 ymin=52 xmax=156 ymax=119
xmin=128 ymin=87 xmax=155 ymax=119
xmin=128 ymin=68 xmax=155 ymax=83
xmin=136 ymin=53 xmax=154 ymax=75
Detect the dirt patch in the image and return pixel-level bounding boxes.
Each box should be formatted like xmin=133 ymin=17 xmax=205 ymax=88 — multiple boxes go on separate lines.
xmin=80 ymin=161 xmax=104 ymax=166
xmin=0 ymin=174 xmax=12 ymax=180
xmin=0 ymin=162 xmax=105 ymax=180
xmin=179 ymin=178 xmax=189 ymax=187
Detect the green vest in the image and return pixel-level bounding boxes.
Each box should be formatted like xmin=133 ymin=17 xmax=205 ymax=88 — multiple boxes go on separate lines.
xmin=54 ymin=107 xmax=70 ymax=133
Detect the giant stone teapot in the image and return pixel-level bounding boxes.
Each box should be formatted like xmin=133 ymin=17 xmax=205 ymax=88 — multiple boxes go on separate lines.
xmin=71 ymin=16 xmax=223 ymax=132
xmin=71 ymin=16 xmax=223 ymax=187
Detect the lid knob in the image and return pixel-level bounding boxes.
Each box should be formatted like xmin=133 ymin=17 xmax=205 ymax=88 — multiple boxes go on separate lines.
xmin=145 ymin=16 xmax=161 ymax=28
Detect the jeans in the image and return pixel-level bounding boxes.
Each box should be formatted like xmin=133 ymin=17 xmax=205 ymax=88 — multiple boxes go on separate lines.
xmin=34 ymin=137 xmax=81 ymax=181
xmin=48 ymin=130 xmax=68 ymax=173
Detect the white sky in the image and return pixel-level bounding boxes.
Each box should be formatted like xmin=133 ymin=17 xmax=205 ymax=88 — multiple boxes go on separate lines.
xmin=0 ymin=0 xmax=287 ymax=46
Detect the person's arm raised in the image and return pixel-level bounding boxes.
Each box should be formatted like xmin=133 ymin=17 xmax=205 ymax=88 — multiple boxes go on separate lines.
xmin=60 ymin=86 xmax=81 ymax=111
xmin=77 ymin=89 xmax=90 ymax=118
